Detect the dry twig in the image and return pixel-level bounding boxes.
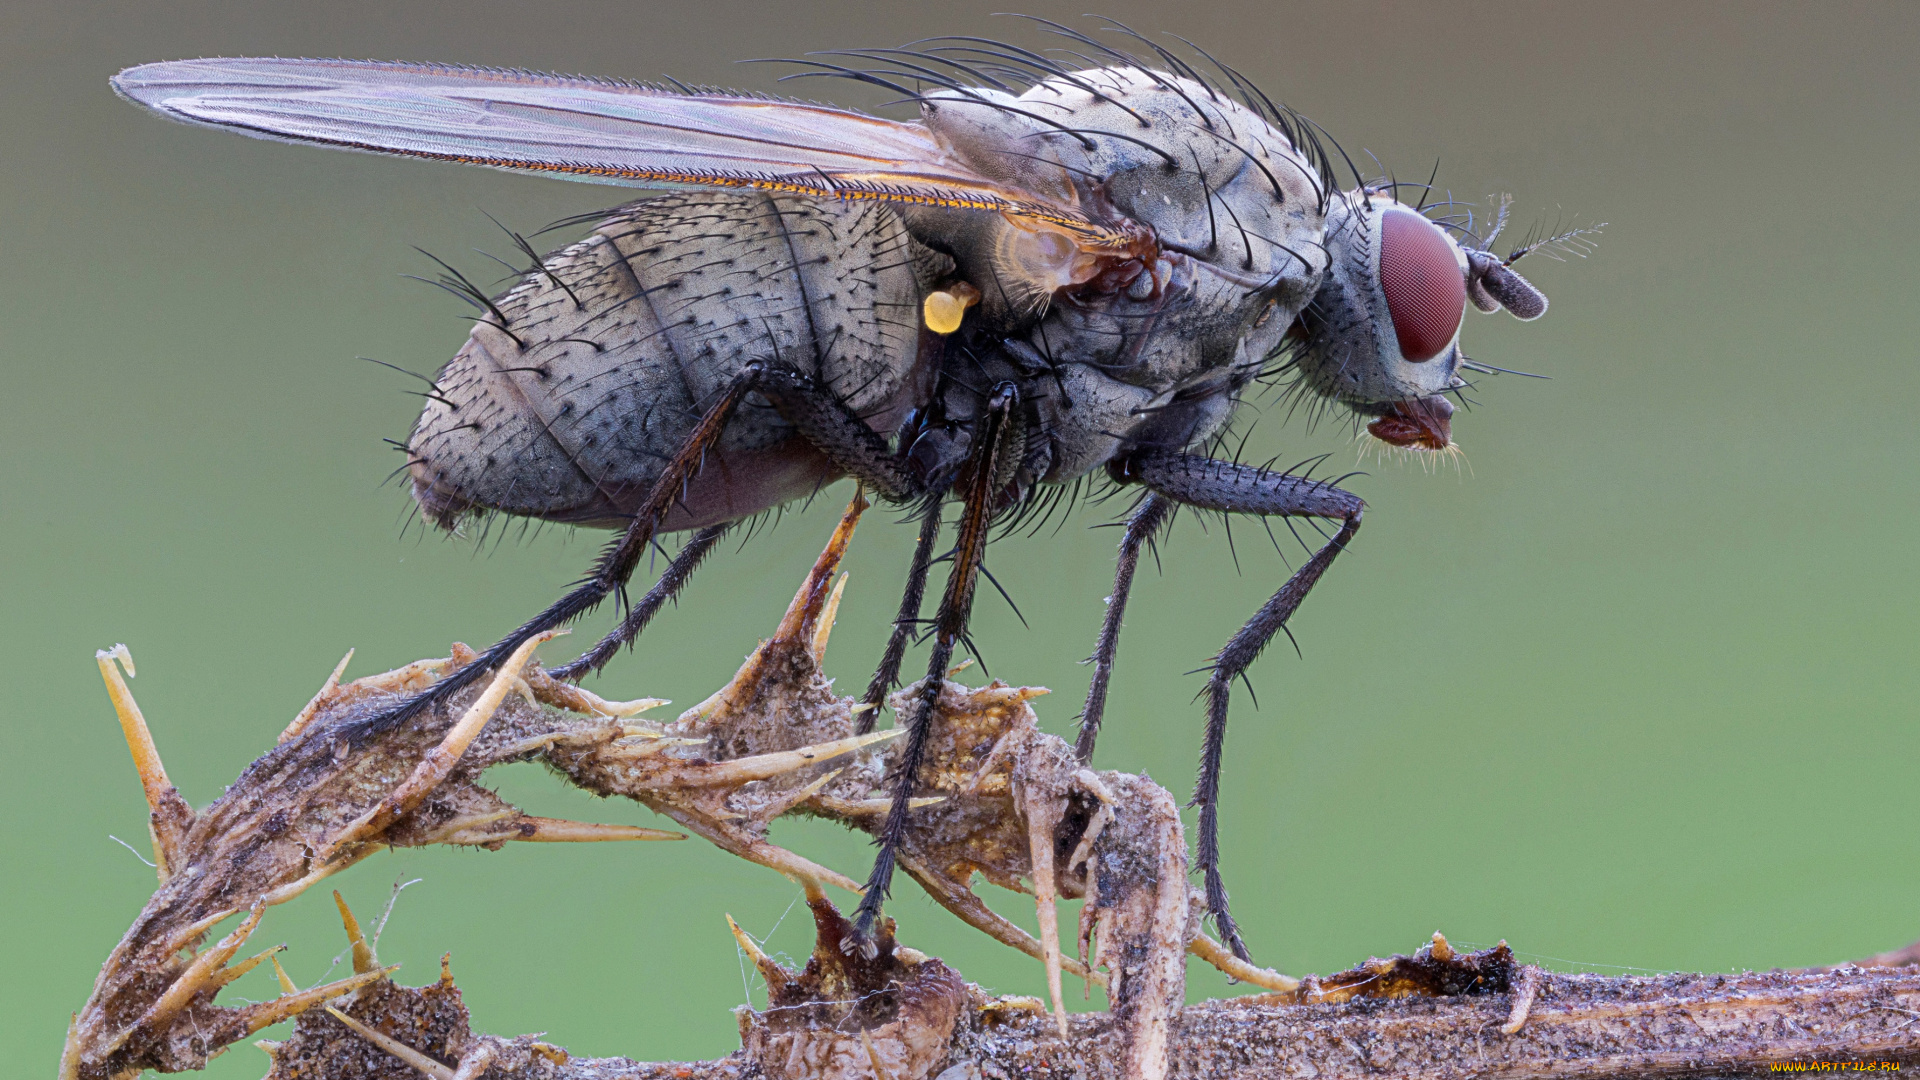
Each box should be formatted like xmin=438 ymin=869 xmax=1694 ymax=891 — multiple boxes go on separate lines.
xmin=62 ymin=494 xmax=1920 ymax=1079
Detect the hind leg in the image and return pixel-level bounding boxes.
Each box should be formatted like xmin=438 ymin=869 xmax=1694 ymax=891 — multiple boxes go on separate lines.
xmin=342 ymin=362 xmax=920 ymax=744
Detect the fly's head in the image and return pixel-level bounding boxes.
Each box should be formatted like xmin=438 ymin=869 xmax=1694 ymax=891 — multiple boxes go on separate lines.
xmin=1291 ymin=188 xmax=1578 ymax=453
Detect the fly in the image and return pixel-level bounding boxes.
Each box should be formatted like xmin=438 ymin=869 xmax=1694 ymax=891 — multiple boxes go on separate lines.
xmin=111 ymin=19 xmax=1590 ymax=960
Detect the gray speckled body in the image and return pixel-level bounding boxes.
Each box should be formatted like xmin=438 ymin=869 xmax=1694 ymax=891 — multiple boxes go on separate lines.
xmin=407 ymin=68 xmax=1331 ymax=533
xmin=408 ymin=192 xmax=948 ymax=530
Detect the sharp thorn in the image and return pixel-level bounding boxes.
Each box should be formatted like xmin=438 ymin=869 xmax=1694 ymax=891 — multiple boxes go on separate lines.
xmin=161 ymin=906 xmax=242 ymax=955
xmin=239 ymin=965 xmax=400 ymax=1035
xmin=807 ymin=794 xmax=944 ymax=816
xmin=282 ymin=649 xmax=354 ymax=744
xmin=270 ymin=953 xmax=297 ymax=995
xmin=324 ymin=1006 xmax=455 ymax=1080
xmin=811 ymin=570 xmax=851 ymax=664
xmin=501 ymin=817 xmax=685 ymax=843
xmin=678 ymin=728 xmax=903 ymax=787
xmin=333 ymin=891 xmax=379 ymax=974
xmin=771 ymin=489 xmax=867 ymax=649
xmin=211 ymin=943 xmax=287 ymax=990
xmin=727 ymin=914 xmax=792 ymax=987
xmin=96 ymin=644 xmax=189 ymax=875
xmin=1187 ymin=934 xmax=1300 ymax=993
xmin=125 ymin=904 xmax=266 ymax=1044
xmin=323 ymin=631 xmax=562 ymax=858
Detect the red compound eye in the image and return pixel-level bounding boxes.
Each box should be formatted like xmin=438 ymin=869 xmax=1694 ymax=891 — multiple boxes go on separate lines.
xmin=1379 ymin=209 xmax=1467 ymax=362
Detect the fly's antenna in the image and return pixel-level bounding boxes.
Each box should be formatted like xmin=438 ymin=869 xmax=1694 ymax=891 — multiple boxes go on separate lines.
xmin=1463 ymin=193 xmax=1514 ymax=251
xmin=1505 ymin=218 xmax=1606 ymax=265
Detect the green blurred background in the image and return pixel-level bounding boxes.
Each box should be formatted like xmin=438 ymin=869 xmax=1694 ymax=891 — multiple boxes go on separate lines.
xmin=7 ymin=1 xmax=1916 ymax=1072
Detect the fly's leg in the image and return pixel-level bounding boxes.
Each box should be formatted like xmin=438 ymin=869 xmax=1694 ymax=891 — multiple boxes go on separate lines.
xmin=750 ymin=366 xmax=918 ymax=501
xmin=758 ymin=362 xmax=935 ymax=737
xmin=857 ymin=501 xmax=942 ymax=734
xmin=546 ymin=522 xmax=731 ymax=682
xmin=336 ymin=373 xmax=763 ymax=745
xmin=1074 ymin=491 xmax=1173 ymax=763
xmin=850 ymin=382 xmax=1020 ymax=950
xmin=1121 ymin=449 xmax=1365 ymax=960
xmin=339 ymin=362 xmax=918 ymax=745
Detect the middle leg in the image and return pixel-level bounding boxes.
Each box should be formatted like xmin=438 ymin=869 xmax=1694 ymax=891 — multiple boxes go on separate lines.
xmin=1075 ymin=491 xmax=1173 ymax=763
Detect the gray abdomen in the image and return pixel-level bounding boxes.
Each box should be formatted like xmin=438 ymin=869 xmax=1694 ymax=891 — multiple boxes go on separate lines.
xmin=407 ymin=191 xmax=940 ymax=531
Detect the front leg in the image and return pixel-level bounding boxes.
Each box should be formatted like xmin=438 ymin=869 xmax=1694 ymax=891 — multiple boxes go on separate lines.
xmin=1120 ymin=449 xmax=1364 ymax=961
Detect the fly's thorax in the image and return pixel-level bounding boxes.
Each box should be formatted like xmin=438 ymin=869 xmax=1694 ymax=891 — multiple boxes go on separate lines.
xmin=910 ymin=68 xmax=1330 ymax=483
xmin=911 ymin=67 xmax=1326 ymax=324
xmin=407 ymin=192 xmax=943 ymax=530
xmin=1293 ymin=193 xmax=1470 ymax=408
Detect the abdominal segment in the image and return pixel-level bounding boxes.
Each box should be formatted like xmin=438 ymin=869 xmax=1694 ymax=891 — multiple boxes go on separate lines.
xmin=406 ymin=191 xmax=943 ymax=531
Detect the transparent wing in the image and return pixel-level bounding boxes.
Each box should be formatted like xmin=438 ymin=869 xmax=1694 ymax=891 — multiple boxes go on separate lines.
xmin=112 ymin=57 xmax=1124 ymax=243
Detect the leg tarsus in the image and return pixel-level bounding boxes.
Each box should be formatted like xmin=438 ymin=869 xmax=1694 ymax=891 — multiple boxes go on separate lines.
xmin=341 ymin=369 xmax=765 ymax=744
xmin=546 ymin=522 xmax=729 ymax=683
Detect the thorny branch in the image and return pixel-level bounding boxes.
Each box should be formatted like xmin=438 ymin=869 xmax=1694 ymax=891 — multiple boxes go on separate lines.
xmin=62 ymin=492 xmax=1920 ymax=1079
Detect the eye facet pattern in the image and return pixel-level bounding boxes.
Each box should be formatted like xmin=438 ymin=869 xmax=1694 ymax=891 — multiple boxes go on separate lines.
xmin=1378 ymin=209 xmax=1467 ymax=362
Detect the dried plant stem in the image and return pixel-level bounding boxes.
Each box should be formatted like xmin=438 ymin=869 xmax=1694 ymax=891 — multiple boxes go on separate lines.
xmin=63 ymin=494 xmax=1920 ymax=1079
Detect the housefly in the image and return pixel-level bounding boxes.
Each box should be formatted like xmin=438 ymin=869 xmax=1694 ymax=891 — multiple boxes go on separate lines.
xmin=112 ymin=19 xmax=1582 ymax=958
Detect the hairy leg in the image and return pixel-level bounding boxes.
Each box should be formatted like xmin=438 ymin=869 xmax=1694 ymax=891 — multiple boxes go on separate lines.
xmin=546 ymin=523 xmax=730 ymax=682
xmin=858 ymin=502 xmax=942 ymax=734
xmin=850 ymin=382 xmax=1021 ymax=949
xmin=1075 ymin=492 xmax=1173 ymax=764
xmin=340 ymin=362 xmax=921 ymax=745
xmin=1123 ymin=450 xmax=1364 ymax=960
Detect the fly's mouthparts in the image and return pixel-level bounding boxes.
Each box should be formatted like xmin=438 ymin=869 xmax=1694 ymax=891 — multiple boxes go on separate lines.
xmin=1366 ymin=395 xmax=1455 ymax=451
